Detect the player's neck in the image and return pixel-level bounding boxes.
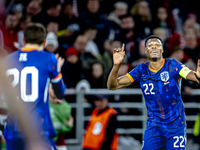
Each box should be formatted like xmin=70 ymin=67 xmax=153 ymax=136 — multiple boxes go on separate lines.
xmin=149 ymin=58 xmax=164 ymax=71
xmin=23 ymin=44 xmax=44 ymax=51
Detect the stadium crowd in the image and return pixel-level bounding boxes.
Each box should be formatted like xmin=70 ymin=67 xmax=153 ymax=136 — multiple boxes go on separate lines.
xmin=1 ymin=0 xmax=200 ymax=149
xmin=1 ymin=0 xmax=200 ymax=91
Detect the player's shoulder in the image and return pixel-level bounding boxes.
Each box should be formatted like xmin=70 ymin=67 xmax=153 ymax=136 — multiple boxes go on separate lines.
xmin=5 ymin=50 xmax=20 ymax=63
xmin=136 ymin=62 xmax=149 ymax=71
xmin=166 ymin=58 xmax=183 ymax=66
xmin=37 ymin=50 xmax=57 ymax=63
xmin=44 ymin=51 xmax=57 ymax=61
xmin=5 ymin=50 xmax=20 ymax=59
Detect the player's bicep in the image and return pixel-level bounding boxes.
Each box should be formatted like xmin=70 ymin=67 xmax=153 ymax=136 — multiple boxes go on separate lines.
xmin=179 ymin=66 xmax=192 ymax=79
xmin=115 ymin=75 xmax=132 ymax=89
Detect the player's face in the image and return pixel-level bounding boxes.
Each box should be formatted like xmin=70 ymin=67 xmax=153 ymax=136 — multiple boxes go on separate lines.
xmin=145 ymin=38 xmax=163 ymax=62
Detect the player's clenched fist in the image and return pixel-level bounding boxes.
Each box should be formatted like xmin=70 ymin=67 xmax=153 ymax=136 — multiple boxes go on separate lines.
xmin=113 ymin=43 xmax=125 ymax=66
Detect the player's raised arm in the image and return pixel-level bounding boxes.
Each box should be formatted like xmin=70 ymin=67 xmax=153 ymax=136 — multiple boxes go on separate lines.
xmin=50 ymin=54 xmax=65 ymax=99
xmin=107 ymin=44 xmax=132 ymax=90
xmin=185 ymin=59 xmax=200 ymax=83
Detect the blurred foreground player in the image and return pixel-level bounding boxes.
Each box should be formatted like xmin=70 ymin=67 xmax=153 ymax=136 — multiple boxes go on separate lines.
xmin=107 ymin=35 xmax=200 ymax=150
xmin=82 ymin=95 xmax=118 ymax=150
xmin=0 ymin=53 xmax=52 ymax=150
xmin=3 ymin=23 xmax=65 ymax=150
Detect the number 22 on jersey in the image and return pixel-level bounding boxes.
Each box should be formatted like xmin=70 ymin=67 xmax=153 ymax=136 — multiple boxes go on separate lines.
xmin=6 ymin=67 xmax=39 ymax=102
xmin=143 ymin=83 xmax=155 ymax=95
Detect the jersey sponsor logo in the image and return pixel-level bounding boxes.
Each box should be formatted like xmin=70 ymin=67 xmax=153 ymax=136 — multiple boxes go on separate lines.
xmin=160 ymin=71 xmax=169 ymax=82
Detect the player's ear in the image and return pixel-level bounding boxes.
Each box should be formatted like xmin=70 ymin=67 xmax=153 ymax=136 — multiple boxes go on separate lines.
xmin=23 ymin=38 xmax=25 ymax=45
xmin=42 ymin=39 xmax=46 ymax=47
xmin=145 ymin=47 xmax=147 ymax=53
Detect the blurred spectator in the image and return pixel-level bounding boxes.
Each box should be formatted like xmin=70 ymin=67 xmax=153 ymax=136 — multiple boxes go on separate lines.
xmin=10 ymin=2 xmax=24 ymax=20
xmin=129 ymin=38 xmax=148 ymax=70
xmin=45 ymin=32 xmax=59 ymax=53
xmin=74 ymin=35 xmax=96 ymax=78
xmin=83 ymin=26 xmax=100 ymax=58
xmin=107 ymin=1 xmax=128 ymax=26
xmin=130 ymin=38 xmax=148 ymax=70
xmin=183 ymin=29 xmax=200 ymax=63
xmin=0 ymin=12 xmax=19 ymax=53
xmin=119 ymin=14 xmax=138 ymax=63
xmin=61 ymin=47 xmax=83 ymax=88
xmin=183 ymin=15 xmax=200 ymax=39
xmin=170 ymin=46 xmax=189 ymax=63
xmin=130 ymin=0 xmax=153 ymax=38
xmin=26 ymin=0 xmax=41 ymax=18
xmin=80 ymin=0 xmax=110 ymax=54
xmin=154 ymin=5 xmax=175 ymax=39
xmin=82 ymin=94 xmax=118 ymax=150
xmin=46 ymin=21 xmax=59 ymax=34
xmin=89 ymin=61 xmax=106 ymax=88
xmin=49 ymin=83 xmax=74 ymax=150
xmin=102 ymin=39 xmax=121 ymax=77
xmin=32 ymin=0 xmax=61 ymax=26
xmin=17 ymin=15 xmax=32 ymax=48
xmin=58 ymin=1 xmax=81 ymax=32
xmin=0 ymin=0 xmax=6 ymax=24
xmin=107 ymin=1 xmax=128 ymax=41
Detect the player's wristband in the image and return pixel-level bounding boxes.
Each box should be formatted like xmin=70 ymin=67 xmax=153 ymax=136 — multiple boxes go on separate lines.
xmin=179 ymin=66 xmax=191 ymax=79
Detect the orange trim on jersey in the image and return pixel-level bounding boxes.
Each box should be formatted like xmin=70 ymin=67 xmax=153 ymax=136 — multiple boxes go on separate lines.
xmin=126 ymin=73 xmax=134 ymax=83
xmin=51 ymin=73 xmax=62 ymax=83
xmin=178 ymin=77 xmax=182 ymax=91
xmin=21 ymin=47 xmax=36 ymax=52
xmin=148 ymin=58 xmax=165 ymax=73
xmin=52 ymin=73 xmax=62 ymax=80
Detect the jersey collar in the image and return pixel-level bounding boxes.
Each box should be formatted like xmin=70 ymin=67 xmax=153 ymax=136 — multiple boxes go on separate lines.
xmin=148 ymin=58 xmax=165 ymax=73
xmin=21 ymin=47 xmax=36 ymax=52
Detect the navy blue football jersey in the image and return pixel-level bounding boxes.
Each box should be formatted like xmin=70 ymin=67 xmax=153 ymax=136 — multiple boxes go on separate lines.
xmin=3 ymin=48 xmax=65 ymax=139
xmin=126 ymin=58 xmax=187 ymax=128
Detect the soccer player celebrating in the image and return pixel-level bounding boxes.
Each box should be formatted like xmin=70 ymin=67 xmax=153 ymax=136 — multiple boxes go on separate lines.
xmin=107 ymin=35 xmax=200 ymax=150
xmin=4 ymin=23 xmax=65 ymax=150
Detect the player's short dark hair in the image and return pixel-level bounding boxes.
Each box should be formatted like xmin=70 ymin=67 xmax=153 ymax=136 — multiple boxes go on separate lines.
xmin=144 ymin=35 xmax=163 ymax=47
xmin=24 ymin=23 xmax=46 ymax=45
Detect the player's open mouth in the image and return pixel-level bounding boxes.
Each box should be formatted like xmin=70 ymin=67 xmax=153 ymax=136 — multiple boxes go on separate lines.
xmin=151 ymin=51 xmax=158 ymax=54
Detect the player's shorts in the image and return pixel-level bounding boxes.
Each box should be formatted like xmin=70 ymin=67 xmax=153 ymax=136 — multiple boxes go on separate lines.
xmin=142 ymin=126 xmax=187 ymax=150
xmin=6 ymin=137 xmax=57 ymax=150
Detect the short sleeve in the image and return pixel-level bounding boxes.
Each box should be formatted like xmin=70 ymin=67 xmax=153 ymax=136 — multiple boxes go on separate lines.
xmin=126 ymin=64 xmax=142 ymax=83
xmin=49 ymin=54 xmax=62 ymax=83
xmin=171 ymin=58 xmax=191 ymax=79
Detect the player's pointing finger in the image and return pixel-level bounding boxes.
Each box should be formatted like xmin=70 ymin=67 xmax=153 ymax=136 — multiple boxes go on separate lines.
xmin=122 ymin=43 xmax=125 ymax=52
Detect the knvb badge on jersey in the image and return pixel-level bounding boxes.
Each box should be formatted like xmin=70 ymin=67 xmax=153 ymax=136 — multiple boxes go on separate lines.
xmin=160 ymin=71 xmax=169 ymax=82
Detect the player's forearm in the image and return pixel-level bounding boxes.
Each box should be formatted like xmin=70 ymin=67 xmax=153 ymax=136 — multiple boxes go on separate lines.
xmin=107 ymin=65 xmax=120 ymax=90
xmin=52 ymin=80 xmax=66 ymax=99
xmin=186 ymin=71 xmax=200 ymax=83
